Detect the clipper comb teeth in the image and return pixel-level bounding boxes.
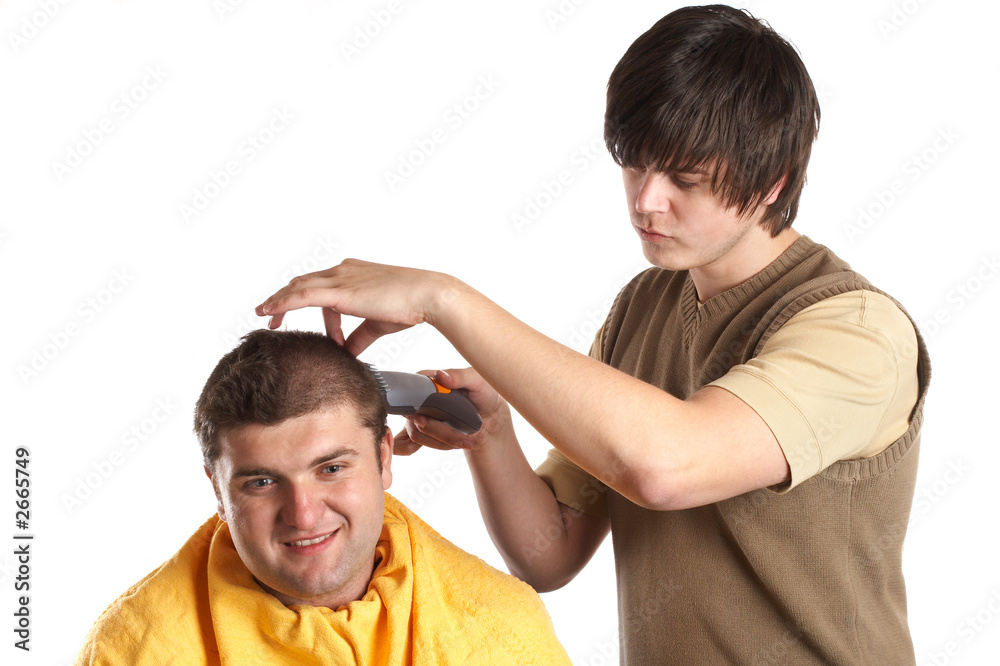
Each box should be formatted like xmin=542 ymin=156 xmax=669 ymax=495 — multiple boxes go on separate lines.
xmin=368 ymin=364 xmax=390 ymax=393
xmin=366 ymin=366 xmax=482 ymax=434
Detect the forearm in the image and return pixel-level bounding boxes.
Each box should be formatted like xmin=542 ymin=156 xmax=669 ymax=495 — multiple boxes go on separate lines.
xmin=431 ymin=280 xmax=690 ymax=508
xmin=463 ymin=420 xmax=596 ymax=591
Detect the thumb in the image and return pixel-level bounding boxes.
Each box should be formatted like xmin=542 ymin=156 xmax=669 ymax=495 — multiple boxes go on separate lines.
xmin=431 ymin=367 xmax=482 ymax=391
xmin=345 ymin=319 xmax=411 ymax=356
xmin=392 ymin=428 xmax=422 ymax=456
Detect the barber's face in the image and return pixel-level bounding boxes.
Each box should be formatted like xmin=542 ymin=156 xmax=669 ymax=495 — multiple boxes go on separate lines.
xmin=622 ymin=164 xmax=768 ymax=272
xmin=208 ymin=406 xmax=392 ymax=609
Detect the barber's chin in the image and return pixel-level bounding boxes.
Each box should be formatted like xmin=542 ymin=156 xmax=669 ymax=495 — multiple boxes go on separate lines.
xmin=641 ymin=245 xmax=687 ymax=271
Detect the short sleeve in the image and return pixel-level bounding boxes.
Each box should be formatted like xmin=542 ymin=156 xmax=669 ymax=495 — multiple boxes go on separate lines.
xmin=533 ymin=326 xmax=609 ymax=518
xmin=708 ymin=290 xmax=918 ymax=492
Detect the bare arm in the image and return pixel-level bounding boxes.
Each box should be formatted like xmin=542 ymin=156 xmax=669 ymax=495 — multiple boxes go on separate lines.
xmin=257 ymin=260 xmax=789 ymax=510
xmin=395 ymin=368 xmax=609 ymax=591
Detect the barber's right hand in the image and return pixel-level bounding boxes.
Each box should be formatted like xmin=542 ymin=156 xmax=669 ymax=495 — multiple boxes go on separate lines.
xmin=393 ymin=367 xmax=512 ymax=456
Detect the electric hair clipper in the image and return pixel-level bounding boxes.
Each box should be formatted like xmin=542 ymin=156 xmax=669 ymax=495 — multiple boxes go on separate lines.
xmin=369 ymin=367 xmax=482 ymax=435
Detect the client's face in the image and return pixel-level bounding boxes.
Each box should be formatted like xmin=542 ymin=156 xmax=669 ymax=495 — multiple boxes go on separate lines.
xmin=209 ymin=406 xmax=392 ymax=609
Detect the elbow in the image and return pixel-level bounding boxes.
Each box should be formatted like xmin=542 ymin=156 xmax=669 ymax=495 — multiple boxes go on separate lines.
xmin=508 ymin=563 xmax=576 ymax=594
xmin=627 ymin=478 xmax=687 ymax=512
xmin=620 ymin=457 xmax=694 ymax=512
xmin=523 ymin=573 xmax=573 ymax=594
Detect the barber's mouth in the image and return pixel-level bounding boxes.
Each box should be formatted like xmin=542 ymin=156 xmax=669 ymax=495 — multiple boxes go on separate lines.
xmin=286 ymin=532 xmax=335 ymax=547
xmin=636 ymin=227 xmax=671 ymax=242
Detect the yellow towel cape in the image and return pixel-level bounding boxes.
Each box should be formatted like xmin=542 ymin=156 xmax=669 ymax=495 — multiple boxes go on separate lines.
xmin=76 ymin=493 xmax=570 ymax=665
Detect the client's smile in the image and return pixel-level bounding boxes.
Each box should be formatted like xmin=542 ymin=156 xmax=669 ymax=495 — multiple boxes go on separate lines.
xmin=286 ymin=532 xmax=334 ymax=547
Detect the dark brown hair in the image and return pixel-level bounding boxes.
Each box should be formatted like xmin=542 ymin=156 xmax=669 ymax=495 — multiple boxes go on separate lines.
xmin=194 ymin=330 xmax=387 ymax=472
xmin=604 ymin=5 xmax=820 ymax=235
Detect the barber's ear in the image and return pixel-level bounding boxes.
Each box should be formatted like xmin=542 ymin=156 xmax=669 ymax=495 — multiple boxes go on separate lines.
xmin=763 ymin=173 xmax=788 ymax=206
xmin=205 ymin=466 xmax=227 ymax=522
xmin=380 ymin=427 xmax=393 ymax=490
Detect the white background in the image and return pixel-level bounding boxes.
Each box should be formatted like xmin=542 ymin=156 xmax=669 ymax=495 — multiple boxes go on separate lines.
xmin=2 ymin=1 xmax=998 ymax=664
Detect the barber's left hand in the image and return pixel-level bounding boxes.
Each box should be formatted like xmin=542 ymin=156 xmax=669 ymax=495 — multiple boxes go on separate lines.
xmin=393 ymin=367 xmax=512 ymax=456
xmin=256 ymin=259 xmax=462 ymax=356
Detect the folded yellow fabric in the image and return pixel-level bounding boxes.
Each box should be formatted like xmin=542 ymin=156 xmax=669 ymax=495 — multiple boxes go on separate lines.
xmin=77 ymin=493 xmax=570 ymax=665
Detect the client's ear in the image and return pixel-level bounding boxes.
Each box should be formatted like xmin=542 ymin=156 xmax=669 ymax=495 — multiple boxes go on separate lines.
xmin=379 ymin=427 xmax=393 ymax=491
xmin=205 ymin=465 xmax=227 ymax=521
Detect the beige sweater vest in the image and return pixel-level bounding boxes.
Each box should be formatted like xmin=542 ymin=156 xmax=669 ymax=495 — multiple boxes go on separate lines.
xmin=601 ymin=237 xmax=930 ymax=664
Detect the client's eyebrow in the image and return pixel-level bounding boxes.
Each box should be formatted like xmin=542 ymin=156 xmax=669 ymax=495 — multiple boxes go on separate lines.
xmin=309 ymin=448 xmax=359 ymax=468
xmin=232 ymin=448 xmax=360 ymax=479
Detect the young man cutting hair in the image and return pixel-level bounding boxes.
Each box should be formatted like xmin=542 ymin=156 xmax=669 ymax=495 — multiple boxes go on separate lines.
xmin=256 ymin=5 xmax=929 ymax=663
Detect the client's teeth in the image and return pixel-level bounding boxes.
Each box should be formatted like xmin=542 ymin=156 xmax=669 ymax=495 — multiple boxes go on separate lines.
xmin=290 ymin=533 xmax=331 ymax=547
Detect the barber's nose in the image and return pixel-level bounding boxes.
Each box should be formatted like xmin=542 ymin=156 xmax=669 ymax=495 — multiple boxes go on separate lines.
xmin=281 ymin=484 xmax=322 ymax=531
xmin=635 ymin=170 xmax=671 ymax=215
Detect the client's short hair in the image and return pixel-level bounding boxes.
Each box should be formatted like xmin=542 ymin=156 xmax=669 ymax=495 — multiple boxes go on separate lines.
xmin=604 ymin=4 xmax=820 ymax=235
xmin=194 ymin=330 xmax=387 ymax=472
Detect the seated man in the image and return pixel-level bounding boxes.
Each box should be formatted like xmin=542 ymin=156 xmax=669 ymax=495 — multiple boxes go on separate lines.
xmin=76 ymin=329 xmax=569 ymax=666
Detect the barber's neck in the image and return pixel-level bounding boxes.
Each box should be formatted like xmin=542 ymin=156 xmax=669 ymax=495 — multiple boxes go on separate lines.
xmin=689 ymin=226 xmax=800 ymax=303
